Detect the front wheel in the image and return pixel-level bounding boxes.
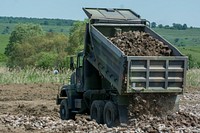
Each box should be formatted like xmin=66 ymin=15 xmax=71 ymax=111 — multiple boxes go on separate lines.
xmin=60 ymin=99 xmax=75 ymax=120
xmin=104 ymin=101 xmax=119 ymax=127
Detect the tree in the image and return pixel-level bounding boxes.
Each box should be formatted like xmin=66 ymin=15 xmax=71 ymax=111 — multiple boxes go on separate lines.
xmin=5 ymin=24 xmax=44 ymax=56
xmin=4 ymin=24 xmax=44 ymax=67
xmin=174 ymin=38 xmax=179 ymax=43
xmin=48 ymin=29 xmax=53 ymax=32
xmin=164 ymin=25 xmax=170 ymax=29
xmin=35 ymin=52 xmax=58 ymax=68
xmin=182 ymin=24 xmax=187 ymax=30
xmin=43 ymin=20 xmax=49 ymax=25
xmin=158 ymin=24 xmax=163 ymax=28
xmin=2 ymin=26 xmax=10 ymax=34
xmin=172 ymin=23 xmax=182 ymax=30
xmin=172 ymin=23 xmax=187 ymax=30
xmin=151 ymin=22 xmax=157 ymax=28
xmin=4 ymin=21 xmax=88 ymax=68
xmin=67 ymin=20 xmax=87 ymax=54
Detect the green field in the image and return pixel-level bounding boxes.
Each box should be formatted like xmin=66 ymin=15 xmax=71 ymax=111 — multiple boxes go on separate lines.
xmin=0 ymin=34 xmax=9 ymax=64
xmin=179 ymin=46 xmax=200 ymax=65
xmin=153 ymin=28 xmax=200 ymax=67
xmin=0 ymin=34 xmax=9 ymax=54
xmin=153 ymin=28 xmax=200 ymax=47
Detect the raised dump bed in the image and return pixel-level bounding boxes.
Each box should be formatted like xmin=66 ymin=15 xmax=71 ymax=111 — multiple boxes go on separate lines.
xmin=84 ymin=8 xmax=187 ymax=95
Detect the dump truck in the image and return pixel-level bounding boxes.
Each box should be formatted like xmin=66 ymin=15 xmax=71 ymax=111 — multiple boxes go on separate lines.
xmin=56 ymin=8 xmax=188 ymax=127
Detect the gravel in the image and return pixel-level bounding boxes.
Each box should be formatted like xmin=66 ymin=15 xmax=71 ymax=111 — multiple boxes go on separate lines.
xmin=1 ymin=110 xmax=200 ymax=133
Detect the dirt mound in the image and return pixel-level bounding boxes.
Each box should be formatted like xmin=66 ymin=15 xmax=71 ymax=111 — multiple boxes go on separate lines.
xmin=109 ymin=31 xmax=172 ymax=56
xmin=127 ymin=111 xmax=200 ymax=132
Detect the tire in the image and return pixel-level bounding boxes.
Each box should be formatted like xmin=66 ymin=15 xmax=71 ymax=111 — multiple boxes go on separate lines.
xmin=90 ymin=100 xmax=105 ymax=124
xmin=60 ymin=99 xmax=75 ymax=120
xmin=103 ymin=101 xmax=119 ymax=127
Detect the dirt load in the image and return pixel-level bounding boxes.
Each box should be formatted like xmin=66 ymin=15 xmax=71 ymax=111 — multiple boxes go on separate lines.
xmin=0 ymin=84 xmax=200 ymax=132
xmin=109 ymin=31 xmax=172 ymax=56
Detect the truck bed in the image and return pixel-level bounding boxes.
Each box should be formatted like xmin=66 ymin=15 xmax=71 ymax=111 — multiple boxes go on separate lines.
xmin=87 ymin=24 xmax=187 ymax=95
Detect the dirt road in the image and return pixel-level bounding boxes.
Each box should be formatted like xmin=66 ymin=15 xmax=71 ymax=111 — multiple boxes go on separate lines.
xmin=0 ymin=84 xmax=200 ymax=132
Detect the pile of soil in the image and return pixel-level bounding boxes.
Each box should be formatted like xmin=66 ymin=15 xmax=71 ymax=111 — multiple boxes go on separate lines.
xmin=109 ymin=31 xmax=172 ymax=56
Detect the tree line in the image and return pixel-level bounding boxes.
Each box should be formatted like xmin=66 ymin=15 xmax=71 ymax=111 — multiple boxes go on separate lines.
xmin=0 ymin=16 xmax=75 ymax=26
xmin=0 ymin=16 xmax=76 ymax=35
xmin=151 ymin=22 xmax=190 ymax=30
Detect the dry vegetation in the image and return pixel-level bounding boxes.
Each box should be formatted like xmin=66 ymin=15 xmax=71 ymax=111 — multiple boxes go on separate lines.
xmin=0 ymin=67 xmax=71 ymax=84
xmin=1 ymin=67 xmax=199 ymax=88
xmin=186 ymin=69 xmax=200 ymax=87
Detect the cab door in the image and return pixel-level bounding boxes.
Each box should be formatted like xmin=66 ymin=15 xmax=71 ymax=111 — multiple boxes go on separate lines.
xmin=76 ymin=52 xmax=84 ymax=92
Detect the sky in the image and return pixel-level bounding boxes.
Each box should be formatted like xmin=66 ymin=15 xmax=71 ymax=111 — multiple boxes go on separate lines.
xmin=0 ymin=0 xmax=199 ymax=27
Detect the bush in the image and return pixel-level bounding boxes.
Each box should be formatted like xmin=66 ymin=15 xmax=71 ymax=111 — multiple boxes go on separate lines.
xmin=35 ymin=52 xmax=58 ymax=68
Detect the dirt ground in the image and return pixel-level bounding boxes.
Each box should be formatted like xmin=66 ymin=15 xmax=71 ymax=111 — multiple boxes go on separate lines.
xmin=0 ymin=83 xmax=200 ymax=132
xmin=0 ymin=83 xmax=60 ymax=133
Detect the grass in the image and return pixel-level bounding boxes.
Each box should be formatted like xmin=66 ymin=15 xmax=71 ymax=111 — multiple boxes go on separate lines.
xmin=186 ymin=69 xmax=200 ymax=87
xmin=0 ymin=34 xmax=9 ymax=54
xmin=0 ymin=67 xmax=72 ymax=84
xmin=153 ymin=28 xmax=200 ymax=47
xmin=178 ymin=46 xmax=200 ymax=64
xmin=153 ymin=28 xmax=200 ymax=67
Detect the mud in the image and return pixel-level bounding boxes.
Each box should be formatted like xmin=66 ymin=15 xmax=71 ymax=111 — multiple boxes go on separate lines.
xmin=109 ymin=31 xmax=172 ymax=56
xmin=0 ymin=83 xmax=200 ymax=132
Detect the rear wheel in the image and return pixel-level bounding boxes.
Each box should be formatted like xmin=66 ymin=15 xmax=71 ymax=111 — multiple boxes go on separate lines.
xmin=60 ymin=99 xmax=75 ymax=120
xmin=90 ymin=100 xmax=105 ymax=124
xmin=104 ymin=101 xmax=119 ymax=127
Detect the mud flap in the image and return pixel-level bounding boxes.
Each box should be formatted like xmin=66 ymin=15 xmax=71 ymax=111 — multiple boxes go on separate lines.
xmin=117 ymin=95 xmax=130 ymax=124
xmin=118 ymin=105 xmax=128 ymax=124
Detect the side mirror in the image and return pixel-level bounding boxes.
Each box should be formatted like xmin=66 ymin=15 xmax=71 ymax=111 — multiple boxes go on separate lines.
xmin=70 ymin=57 xmax=74 ymax=71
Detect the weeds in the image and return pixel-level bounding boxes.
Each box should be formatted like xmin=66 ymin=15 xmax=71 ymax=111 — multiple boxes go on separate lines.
xmin=0 ymin=67 xmax=72 ymax=84
xmin=0 ymin=67 xmax=200 ymax=89
xmin=186 ymin=69 xmax=200 ymax=87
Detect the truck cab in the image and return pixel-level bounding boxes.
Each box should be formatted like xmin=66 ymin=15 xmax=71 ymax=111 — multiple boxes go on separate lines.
xmin=72 ymin=52 xmax=84 ymax=92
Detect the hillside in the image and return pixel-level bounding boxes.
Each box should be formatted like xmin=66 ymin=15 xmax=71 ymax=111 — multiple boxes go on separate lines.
xmin=153 ymin=28 xmax=200 ymax=67
xmin=0 ymin=16 xmax=75 ymax=34
xmin=153 ymin=28 xmax=200 ymax=47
